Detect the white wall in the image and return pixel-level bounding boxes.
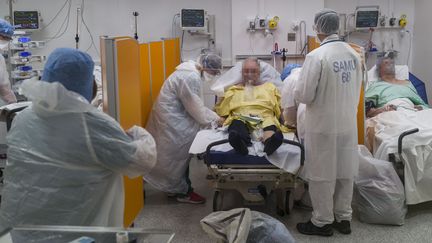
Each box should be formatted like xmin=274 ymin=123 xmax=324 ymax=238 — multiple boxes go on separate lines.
xmin=0 ymin=0 xmax=418 ymax=72
xmin=412 ymin=0 xmax=432 ymax=103
xmin=324 ymin=0 xmax=415 ymax=69
xmin=231 ymin=0 xmax=323 ymax=64
xmin=0 ymin=0 xmax=232 ymax=64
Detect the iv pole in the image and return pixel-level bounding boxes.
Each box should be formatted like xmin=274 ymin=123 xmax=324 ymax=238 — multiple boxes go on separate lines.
xmin=75 ymin=8 xmax=81 ymax=49
xmin=133 ymin=12 xmax=139 ymax=40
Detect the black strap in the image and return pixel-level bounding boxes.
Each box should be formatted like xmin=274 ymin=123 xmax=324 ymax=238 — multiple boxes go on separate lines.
xmin=320 ymin=39 xmax=343 ymax=46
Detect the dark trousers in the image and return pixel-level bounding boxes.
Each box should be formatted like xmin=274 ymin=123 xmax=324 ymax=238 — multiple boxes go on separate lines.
xmin=228 ymin=119 xmax=277 ymax=144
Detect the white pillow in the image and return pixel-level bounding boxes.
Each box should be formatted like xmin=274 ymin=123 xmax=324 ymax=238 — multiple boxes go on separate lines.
xmin=367 ymin=65 xmax=409 ymax=85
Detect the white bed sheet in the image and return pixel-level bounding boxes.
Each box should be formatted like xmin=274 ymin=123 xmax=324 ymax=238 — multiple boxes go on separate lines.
xmin=366 ymin=109 xmax=432 ymax=204
xmin=189 ymin=129 xmax=301 ymax=174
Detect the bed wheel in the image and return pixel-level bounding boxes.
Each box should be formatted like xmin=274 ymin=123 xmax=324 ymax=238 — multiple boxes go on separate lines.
xmin=276 ymin=190 xmax=293 ymax=216
xmin=213 ymin=191 xmax=224 ymax=212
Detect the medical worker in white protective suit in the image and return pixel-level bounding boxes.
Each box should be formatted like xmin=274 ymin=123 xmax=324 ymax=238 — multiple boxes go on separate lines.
xmin=145 ymin=54 xmax=224 ymax=204
xmin=0 ymin=48 xmax=157 ymax=230
xmin=295 ymin=9 xmax=362 ymax=236
xmin=0 ymin=19 xmax=17 ymax=105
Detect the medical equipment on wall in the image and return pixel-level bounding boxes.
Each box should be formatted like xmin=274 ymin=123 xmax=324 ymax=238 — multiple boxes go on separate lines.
xmin=177 ymin=9 xmax=217 ymax=61
xmin=355 ymin=6 xmax=380 ymax=30
xmin=13 ymin=10 xmax=40 ymax=31
xmin=181 ymin=9 xmax=207 ymax=31
xmin=8 ymin=31 xmax=45 ymax=86
xmin=340 ymin=6 xmax=410 ymax=67
xmin=398 ymin=15 xmax=407 ymax=28
xmin=247 ymin=16 xmax=279 ymax=37
xmin=2 ymin=9 xmax=46 ymax=93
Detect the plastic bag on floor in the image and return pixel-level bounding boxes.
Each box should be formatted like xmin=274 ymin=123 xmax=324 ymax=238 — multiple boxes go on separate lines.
xmin=247 ymin=211 xmax=295 ymax=243
xmin=354 ymin=145 xmax=407 ymax=225
xmin=200 ymin=208 xmax=295 ymax=243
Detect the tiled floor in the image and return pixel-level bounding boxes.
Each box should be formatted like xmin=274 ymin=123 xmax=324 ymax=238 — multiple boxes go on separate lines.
xmin=136 ymin=157 xmax=432 ymax=243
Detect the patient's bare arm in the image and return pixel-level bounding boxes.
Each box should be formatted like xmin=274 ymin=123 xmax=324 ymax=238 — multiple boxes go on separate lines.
xmin=366 ymin=104 xmax=397 ymax=118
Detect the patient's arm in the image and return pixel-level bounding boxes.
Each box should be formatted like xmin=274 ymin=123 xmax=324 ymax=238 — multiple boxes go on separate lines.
xmin=282 ymin=106 xmax=297 ymax=128
xmin=366 ymin=104 xmax=397 ymax=118
xmin=414 ymin=105 xmax=424 ymax=111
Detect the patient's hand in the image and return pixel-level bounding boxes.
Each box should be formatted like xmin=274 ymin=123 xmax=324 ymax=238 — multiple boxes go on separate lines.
xmin=384 ymin=104 xmax=397 ymax=111
xmin=366 ymin=104 xmax=397 ymax=118
xmin=414 ymin=105 xmax=423 ymax=111
xmin=216 ymin=117 xmax=226 ymax=127
xmin=284 ymin=121 xmax=297 ymax=129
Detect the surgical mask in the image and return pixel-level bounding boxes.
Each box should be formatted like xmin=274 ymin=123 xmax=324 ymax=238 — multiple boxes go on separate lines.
xmin=203 ymin=72 xmax=216 ymax=83
xmin=0 ymin=40 xmax=9 ymax=50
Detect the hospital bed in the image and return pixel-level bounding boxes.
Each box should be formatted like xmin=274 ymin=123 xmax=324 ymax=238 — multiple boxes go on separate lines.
xmin=0 ymin=102 xmax=32 ymax=202
xmin=365 ymin=65 xmax=432 ymax=205
xmin=189 ymin=129 xmax=304 ymax=216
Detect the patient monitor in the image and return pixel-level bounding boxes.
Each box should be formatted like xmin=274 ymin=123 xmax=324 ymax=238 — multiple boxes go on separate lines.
xmin=355 ymin=6 xmax=379 ymax=29
xmin=181 ymin=9 xmax=207 ymax=31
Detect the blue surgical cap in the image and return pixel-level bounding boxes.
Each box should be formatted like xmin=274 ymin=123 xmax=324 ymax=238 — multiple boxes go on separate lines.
xmin=0 ymin=19 xmax=14 ymax=39
xmin=42 ymin=48 xmax=94 ymax=102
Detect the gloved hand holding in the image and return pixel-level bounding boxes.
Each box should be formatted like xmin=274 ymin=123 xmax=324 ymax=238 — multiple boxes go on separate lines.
xmin=126 ymin=125 xmax=150 ymax=140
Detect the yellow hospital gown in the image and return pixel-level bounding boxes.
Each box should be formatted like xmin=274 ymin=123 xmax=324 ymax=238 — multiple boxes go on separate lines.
xmin=215 ymin=82 xmax=288 ymax=132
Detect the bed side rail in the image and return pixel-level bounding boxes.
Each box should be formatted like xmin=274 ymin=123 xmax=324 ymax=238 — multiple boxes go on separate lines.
xmin=397 ymin=128 xmax=419 ymax=155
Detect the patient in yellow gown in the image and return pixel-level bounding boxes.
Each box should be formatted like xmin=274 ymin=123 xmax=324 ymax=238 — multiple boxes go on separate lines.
xmin=215 ymin=58 xmax=285 ymax=155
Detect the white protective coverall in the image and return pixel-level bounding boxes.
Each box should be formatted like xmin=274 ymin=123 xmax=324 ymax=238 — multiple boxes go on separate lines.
xmin=0 ymin=54 xmax=17 ymax=106
xmin=0 ymin=79 xmax=157 ymax=230
xmin=145 ymin=60 xmax=219 ymax=194
xmin=281 ymin=67 xmax=306 ymax=141
xmin=294 ymin=34 xmax=362 ymax=226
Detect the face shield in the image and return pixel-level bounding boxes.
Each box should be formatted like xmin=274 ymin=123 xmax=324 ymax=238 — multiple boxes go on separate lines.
xmin=202 ymin=68 xmax=221 ymax=85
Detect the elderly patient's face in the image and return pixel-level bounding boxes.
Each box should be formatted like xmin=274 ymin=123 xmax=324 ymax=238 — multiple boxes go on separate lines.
xmin=379 ymin=59 xmax=395 ymax=77
xmin=242 ymin=61 xmax=260 ymax=85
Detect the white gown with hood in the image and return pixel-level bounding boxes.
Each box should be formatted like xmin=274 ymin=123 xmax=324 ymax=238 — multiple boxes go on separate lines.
xmin=0 ymin=79 xmax=156 ymax=230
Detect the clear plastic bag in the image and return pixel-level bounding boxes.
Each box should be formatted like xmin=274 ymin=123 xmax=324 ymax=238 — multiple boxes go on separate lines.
xmin=354 ymin=145 xmax=407 ymax=225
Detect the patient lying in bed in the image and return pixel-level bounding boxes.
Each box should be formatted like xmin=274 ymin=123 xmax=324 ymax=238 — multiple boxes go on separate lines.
xmin=366 ymin=57 xmax=429 ymax=118
xmin=215 ymin=58 xmax=286 ymax=155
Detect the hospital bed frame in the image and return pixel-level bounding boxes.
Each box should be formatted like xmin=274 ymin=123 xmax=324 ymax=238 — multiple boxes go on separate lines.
xmin=0 ymin=102 xmax=31 ymax=202
xmin=388 ymin=128 xmax=419 ymax=185
xmin=203 ymin=139 xmax=304 ymax=216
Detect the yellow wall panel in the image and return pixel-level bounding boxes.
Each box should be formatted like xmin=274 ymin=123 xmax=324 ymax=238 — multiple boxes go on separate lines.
xmin=140 ymin=43 xmax=152 ymax=126
xmin=116 ymin=39 xmax=142 ymax=129
xmin=149 ymin=41 xmax=165 ymax=102
xmin=307 ymin=36 xmax=320 ymax=53
xmin=115 ymin=37 xmax=144 ymax=227
xmin=164 ymin=38 xmax=181 ymax=78
xmin=349 ymin=43 xmax=366 ymax=145
xmin=357 ymin=86 xmax=365 ymax=144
